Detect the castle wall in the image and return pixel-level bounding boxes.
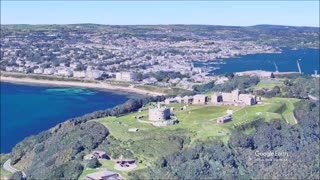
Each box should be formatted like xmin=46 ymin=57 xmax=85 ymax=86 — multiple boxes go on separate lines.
xmin=239 ymin=94 xmax=256 ymax=106
xmin=193 ymin=94 xmax=207 ymax=104
xmin=222 ymin=92 xmax=233 ymax=102
xmin=211 ymin=94 xmax=223 ymax=103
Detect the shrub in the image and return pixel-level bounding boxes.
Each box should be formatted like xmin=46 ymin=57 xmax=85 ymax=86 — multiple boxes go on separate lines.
xmin=87 ymin=158 xmax=101 ymax=169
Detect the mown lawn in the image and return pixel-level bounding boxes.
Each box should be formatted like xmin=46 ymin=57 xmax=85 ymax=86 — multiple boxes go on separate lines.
xmin=254 ymin=80 xmax=283 ymax=90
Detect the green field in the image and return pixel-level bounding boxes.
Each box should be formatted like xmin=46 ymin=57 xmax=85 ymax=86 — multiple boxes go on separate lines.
xmin=254 ymin=80 xmax=284 ymax=90
xmin=82 ymin=97 xmax=300 ymax=179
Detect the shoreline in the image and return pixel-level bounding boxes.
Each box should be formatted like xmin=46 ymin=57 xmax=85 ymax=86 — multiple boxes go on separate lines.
xmin=0 ymin=76 xmax=165 ymax=96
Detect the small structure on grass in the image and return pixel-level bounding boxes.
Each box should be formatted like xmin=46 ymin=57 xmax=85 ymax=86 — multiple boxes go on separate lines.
xmin=128 ymin=128 xmax=139 ymax=132
xmin=114 ymin=158 xmax=137 ymax=171
xmin=226 ymin=110 xmax=234 ymax=115
xmin=83 ymin=169 xmax=121 ymax=180
xmin=87 ymin=151 xmax=109 ymax=160
xmin=217 ymin=115 xmax=232 ymax=124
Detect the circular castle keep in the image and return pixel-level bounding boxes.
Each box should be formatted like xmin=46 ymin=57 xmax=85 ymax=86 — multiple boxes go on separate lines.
xmin=148 ymin=107 xmax=170 ymax=121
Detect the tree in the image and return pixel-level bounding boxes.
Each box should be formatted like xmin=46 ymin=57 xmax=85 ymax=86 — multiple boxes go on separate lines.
xmin=271 ymin=72 xmax=275 ymax=78
xmin=87 ymin=158 xmax=101 ymax=168
xmin=225 ymin=72 xmax=235 ymax=80
xmin=273 ymin=86 xmax=281 ymax=94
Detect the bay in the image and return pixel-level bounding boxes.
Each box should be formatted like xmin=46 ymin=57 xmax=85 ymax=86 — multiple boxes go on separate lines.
xmin=194 ymin=48 xmax=319 ymax=75
xmin=0 ymin=82 xmax=135 ymax=153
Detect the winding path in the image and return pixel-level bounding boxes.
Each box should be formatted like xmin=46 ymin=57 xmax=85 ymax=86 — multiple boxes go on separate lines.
xmin=3 ymin=159 xmax=26 ymax=177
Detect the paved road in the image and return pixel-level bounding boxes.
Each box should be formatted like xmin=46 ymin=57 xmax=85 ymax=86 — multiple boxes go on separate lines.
xmin=3 ymin=159 xmax=19 ymax=173
xmin=3 ymin=159 xmax=26 ymax=177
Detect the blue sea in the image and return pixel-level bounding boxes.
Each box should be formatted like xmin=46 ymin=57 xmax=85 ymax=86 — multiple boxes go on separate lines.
xmin=0 ymin=82 xmax=136 ymax=153
xmin=194 ymin=48 xmax=319 ymax=75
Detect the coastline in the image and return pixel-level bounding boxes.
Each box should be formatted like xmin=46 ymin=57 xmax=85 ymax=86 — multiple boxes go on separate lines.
xmin=0 ymin=76 xmax=165 ymax=96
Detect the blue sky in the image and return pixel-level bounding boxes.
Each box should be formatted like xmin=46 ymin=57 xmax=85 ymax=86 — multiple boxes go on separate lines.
xmin=1 ymin=1 xmax=319 ymax=27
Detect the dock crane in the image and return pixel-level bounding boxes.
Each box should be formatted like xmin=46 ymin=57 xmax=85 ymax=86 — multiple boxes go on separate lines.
xmin=296 ymin=59 xmax=302 ymax=74
xmin=273 ymin=61 xmax=279 ymax=72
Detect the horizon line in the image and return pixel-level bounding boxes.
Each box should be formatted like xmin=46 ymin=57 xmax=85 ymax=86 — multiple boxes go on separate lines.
xmin=1 ymin=23 xmax=319 ymax=28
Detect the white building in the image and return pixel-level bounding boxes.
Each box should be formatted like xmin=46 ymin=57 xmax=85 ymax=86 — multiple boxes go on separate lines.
xmin=85 ymin=70 xmax=103 ymax=80
xmin=43 ymin=68 xmax=55 ymax=75
xmin=33 ymin=68 xmax=44 ymax=74
xmin=73 ymin=71 xmax=86 ymax=78
xmin=116 ymin=72 xmax=135 ymax=82
xmin=55 ymin=68 xmax=73 ymax=77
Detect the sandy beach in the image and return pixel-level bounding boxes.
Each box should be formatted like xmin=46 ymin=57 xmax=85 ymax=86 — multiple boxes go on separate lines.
xmin=0 ymin=76 xmax=165 ymax=96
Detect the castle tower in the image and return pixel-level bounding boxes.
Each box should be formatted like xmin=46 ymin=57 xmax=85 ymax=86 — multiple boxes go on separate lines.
xmin=148 ymin=107 xmax=170 ymax=121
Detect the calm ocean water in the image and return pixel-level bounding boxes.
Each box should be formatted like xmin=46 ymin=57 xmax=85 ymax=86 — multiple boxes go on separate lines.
xmin=0 ymin=82 xmax=135 ymax=153
xmin=194 ymin=48 xmax=320 ymax=75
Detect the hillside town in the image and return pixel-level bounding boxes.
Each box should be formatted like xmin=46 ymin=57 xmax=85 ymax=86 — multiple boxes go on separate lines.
xmin=1 ymin=25 xmax=280 ymax=85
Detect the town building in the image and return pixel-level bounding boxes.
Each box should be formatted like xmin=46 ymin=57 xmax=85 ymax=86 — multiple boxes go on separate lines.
xmin=43 ymin=68 xmax=55 ymax=75
xmin=33 ymin=68 xmax=44 ymax=74
xmin=116 ymin=72 xmax=135 ymax=82
xmin=73 ymin=71 xmax=86 ymax=78
xmin=55 ymin=68 xmax=73 ymax=77
xmin=86 ymin=70 xmax=103 ymax=80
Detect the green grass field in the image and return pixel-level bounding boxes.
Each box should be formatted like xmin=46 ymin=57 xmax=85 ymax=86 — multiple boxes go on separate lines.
xmin=253 ymin=80 xmax=284 ymax=90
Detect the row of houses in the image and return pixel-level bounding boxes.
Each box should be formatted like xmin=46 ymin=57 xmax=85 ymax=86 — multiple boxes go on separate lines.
xmin=32 ymin=67 xmax=105 ymax=80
